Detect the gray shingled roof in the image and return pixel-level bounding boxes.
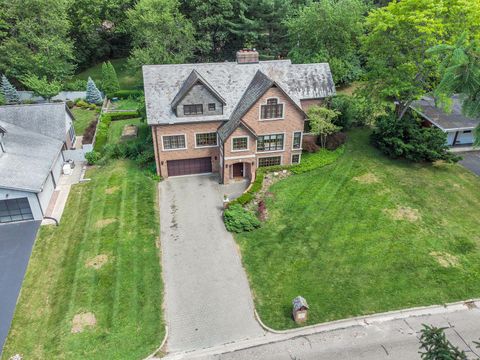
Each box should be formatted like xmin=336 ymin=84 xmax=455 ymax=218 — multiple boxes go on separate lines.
xmin=218 ymin=70 xmax=274 ymax=141
xmin=0 ymin=120 xmax=63 ymax=192
xmin=143 ymin=60 xmax=335 ymax=125
xmin=171 ymin=69 xmax=226 ymax=109
xmin=0 ymin=102 xmax=71 ymax=142
xmin=411 ymin=96 xmax=480 ymax=131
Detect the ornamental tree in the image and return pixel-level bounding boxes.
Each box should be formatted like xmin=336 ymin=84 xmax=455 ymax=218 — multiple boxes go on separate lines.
xmin=21 ymin=74 xmax=62 ymax=102
xmin=1 ymin=75 xmax=20 ymax=104
xmin=307 ymin=106 xmax=341 ymax=148
xmin=86 ymin=77 xmax=103 ymax=105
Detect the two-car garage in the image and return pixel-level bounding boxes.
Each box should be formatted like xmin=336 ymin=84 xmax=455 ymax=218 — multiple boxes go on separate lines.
xmin=167 ymin=157 xmax=212 ymax=177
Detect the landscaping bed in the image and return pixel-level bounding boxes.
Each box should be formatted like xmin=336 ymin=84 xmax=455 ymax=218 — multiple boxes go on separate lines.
xmin=235 ymin=128 xmax=480 ymax=329
xmin=1 ymin=161 xmax=164 ymax=360
xmin=71 ymin=107 xmax=98 ymax=135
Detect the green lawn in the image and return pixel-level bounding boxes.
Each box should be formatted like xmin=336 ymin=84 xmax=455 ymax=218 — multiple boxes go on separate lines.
xmin=71 ymin=107 xmax=98 ymax=135
xmin=2 ymin=161 xmax=164 ymax=360
xmin=110 ymin=98 xmax=141 ymax=111
xmin=107 ymin=118 xmax=143 ymax=144
xmin=236 ymin=128 xmax=480 ymax=329
xmin=73 ymin=58 xmax=142 ymax=90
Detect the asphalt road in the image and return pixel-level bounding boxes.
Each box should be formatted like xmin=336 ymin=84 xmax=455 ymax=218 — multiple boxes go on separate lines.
xmin=460 ymin=152 xmax=480 ymax=176
xmin=172 ymin=303 xmax=480 ymax=360
xmin=0 ymin=220 xmax=40 ymax=354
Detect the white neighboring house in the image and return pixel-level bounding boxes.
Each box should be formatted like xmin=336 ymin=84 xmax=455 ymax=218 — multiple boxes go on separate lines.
xmin=411 ymin=96 xmax=479 ymax=147
xmin=0 ymin=103 xmax=75 ymax=224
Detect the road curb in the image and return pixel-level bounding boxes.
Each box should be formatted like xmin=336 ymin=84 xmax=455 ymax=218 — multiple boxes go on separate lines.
xmin=161 ymin=298 xmax=480 ymax=359
xmin=254 ymin=298 xmax=480 ymax=335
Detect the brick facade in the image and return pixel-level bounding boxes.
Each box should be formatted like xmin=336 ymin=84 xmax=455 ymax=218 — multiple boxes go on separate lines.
xmin=152 ymin=86 xmax=307 ymax=183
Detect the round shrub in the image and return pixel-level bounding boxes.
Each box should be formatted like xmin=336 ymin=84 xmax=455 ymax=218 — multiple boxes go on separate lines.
xmin=224 ymin=204 xmax=260 ymax=233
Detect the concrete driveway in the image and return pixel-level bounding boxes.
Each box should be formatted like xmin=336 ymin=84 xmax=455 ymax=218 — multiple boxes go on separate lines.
xmin=0 ymin=220 xmax=40 ymax=353
xmin=460 ymin=152 xmax=480 ymax=176
xmin=159 ymin=175 xmax=264 ymax=353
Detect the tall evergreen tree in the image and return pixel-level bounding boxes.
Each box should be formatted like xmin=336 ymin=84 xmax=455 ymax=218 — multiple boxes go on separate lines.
xmin=86 ymin=77 xmax=103 ymax=105
xmin=101 ymin=61 xmax=120 ymax=98
xmin=1 ymin=75 xmax=20 ymax=104
xmin=0 ymin=0 xmax=75 ymax=82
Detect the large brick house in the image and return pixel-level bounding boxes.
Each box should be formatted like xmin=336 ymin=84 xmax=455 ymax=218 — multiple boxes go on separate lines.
xmin=143 ymin=50 xmax=336 ymax=184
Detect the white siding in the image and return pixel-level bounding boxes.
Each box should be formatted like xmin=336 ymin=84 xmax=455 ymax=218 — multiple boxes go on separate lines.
xmin=446 ymin=130 xmax=475 ymax=146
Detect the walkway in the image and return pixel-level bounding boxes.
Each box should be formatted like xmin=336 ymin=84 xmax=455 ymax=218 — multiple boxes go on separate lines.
xmin=158 ymin=174 xmax=264 ymax=353
xmin=42 ymin=162 xmax=84 ymax=225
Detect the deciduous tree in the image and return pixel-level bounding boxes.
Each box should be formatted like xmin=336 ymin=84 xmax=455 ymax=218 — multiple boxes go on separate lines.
xmin=307 ymin=106 xmax=341 ymax=148
xmin=127 ymin=0 xmax=196 ymax=69
xmin=20 ymin=74 xmax=62 ymax=102
xmin=0 ymin=0 xmax=75 ymax=82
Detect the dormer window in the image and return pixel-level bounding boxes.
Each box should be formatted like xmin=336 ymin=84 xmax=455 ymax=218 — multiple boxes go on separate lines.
xmin=261 ymin=98 xmax=283 ymax=119
xmin=184 ymin=104 xmax=203 ymax=116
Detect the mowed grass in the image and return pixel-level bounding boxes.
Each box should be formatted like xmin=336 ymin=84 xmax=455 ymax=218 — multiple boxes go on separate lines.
xmin=73 ymin=58 xmax=142 ymax=90
xmin=108 ymin=118 xmax=142 ymax=144
xmin=236 ymin=128 xmax=480 ymax=329
xmin=71 ymin=107 xmax=98 ymax=135
xmin=111 ymin=98 xmax=141 ymax=111
xmin=2 ymin=161 xmax=164 ymax=359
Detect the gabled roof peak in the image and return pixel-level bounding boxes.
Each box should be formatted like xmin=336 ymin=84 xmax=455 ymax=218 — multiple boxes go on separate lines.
xmin=171 ymin=69 xmax=226 ymax=109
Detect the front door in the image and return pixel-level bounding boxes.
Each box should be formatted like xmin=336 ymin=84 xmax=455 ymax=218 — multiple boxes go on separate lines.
xmin=232 ymin=163 xmax=244 ymax=178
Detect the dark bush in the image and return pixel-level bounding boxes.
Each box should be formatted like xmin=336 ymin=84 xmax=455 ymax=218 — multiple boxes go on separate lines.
xmin=113 ymin=90 xmax=143 ymax=99
xmin=224 ymin=204 xmax=261 ymax=233
xmin=325 ymin=132 xmax=347 ymax=150
xmin=66 ymin=100 xmax=74 ymax=109
xmin=82 ymin=119 xmax=98 ymax=144
xmin=258 ymin=200 xmax=267 ymax=221
xmin=371 ymin=113 xmax=460 ymax=163
xmin=303 ymin=136 xmax=320 ymax=153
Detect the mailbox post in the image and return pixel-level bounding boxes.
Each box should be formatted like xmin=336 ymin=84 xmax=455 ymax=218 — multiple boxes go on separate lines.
xmin=292 ymin=296 xmax=309 ymax=324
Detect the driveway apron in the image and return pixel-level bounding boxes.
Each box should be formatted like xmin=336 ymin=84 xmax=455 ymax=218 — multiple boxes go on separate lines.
xmin=159 ymin=174 xmax=264 ymax=352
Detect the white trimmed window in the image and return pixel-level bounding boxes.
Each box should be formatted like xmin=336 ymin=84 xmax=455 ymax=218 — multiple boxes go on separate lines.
xmin=196 ymin=132 xmax=217 ymax=147
xmin=293 ymin=132 xmax=302 ymax=149
xmin=232 ymin=137 xmax=248 ymax=151
xmin=292 ymin=154 xmax=301 ymax=164
xmin=163 ymin=135 xmax=186 ymax=150
xmin=258 ymin=156 xmax=281 ymax=167
xmin=257 ymin=134 xmax=284 ymax=151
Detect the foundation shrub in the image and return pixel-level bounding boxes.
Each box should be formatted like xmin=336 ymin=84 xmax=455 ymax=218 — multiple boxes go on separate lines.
xmin=224 ymin=204 xmax=261 ymax=233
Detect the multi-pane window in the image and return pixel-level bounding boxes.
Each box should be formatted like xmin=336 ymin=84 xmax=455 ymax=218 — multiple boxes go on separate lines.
xmin=68 ymin=125 xmax=76 ymax=144
xmin=163 ymin=135 xmax=186 ymax=150
xmin=232 ymin=137 xmax=248 ymax=151
xmin=208 ymin=103 xmax=216 ymax=111
xmin=183 ymin=104 xmax=203 ymax=115
xmin=0 ymin=198 xmax=33 ymax=223
xmin=293 ymin=132 xmax=302 ymax=149
xmin=258 ymin=156 xmax=281 ymax=167
xmin=260 ymin=98 xmax=283 ymax=119
xmin=257 ymin=134 xmax=284 ymax=151
xmin=196 ymin=132 xmax=217 ymax=147
xmin=292 ymin=154 xmax=300 ymax=164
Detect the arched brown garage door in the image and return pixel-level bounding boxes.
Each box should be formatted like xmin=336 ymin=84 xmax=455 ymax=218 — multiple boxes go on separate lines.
xmin=167 ymin=157 xmax=212 ymax=177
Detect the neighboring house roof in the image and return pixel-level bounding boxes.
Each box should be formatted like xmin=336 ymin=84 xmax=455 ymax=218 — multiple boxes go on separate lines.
xmin=411 ymin=96 xmax=480 ymax=131
xmin=170 ymin=69 xmax=226 ymax=109
xmin=0 ymin=102 xmax=72 ymax=142
xmin=0 ymin=120 xmax=63 ymax=193
xmin=143 ymin=60 xmax=336 ymax=125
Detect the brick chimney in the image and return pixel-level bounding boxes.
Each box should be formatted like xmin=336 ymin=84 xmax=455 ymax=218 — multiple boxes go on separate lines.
xmin=236 ymin=49 xmax=259 ymax=64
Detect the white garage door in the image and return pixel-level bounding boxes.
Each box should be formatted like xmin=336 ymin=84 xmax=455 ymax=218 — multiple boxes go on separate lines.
xmin=0 ymin=198 xmax=34 ymax=223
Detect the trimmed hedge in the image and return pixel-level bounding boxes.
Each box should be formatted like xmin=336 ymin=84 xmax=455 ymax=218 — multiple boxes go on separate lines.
xmin=104 ymin=111 xmax=139 ymax=121
xmin=93 ymin=115 xmax=112 ymax=153
xmin=113 ymin=90 xmax=143 ymax=99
